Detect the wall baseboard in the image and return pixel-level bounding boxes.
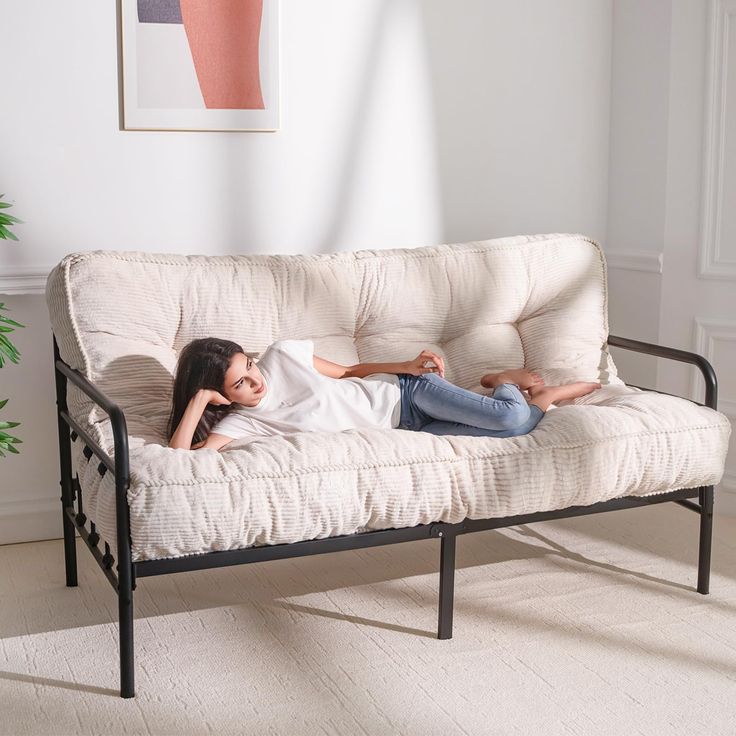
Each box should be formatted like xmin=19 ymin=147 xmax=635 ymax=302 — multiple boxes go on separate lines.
xmin=717 ymin=473 xmax=736 ymax=516
xmin=0 ymin=498 xmax=63 ymax=545
xmin=716 ymin=492 xmax=736 ymax=516
xmin=604 ymin=249 xmax=664 ymax=273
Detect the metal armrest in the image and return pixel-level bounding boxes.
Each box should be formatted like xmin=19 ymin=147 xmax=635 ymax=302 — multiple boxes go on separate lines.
xmin=607 ymin=334 xmax=718 ymax=409
xmin=54 ymin=359 xmax=130 ymax=484
xmin=53 ymin=337 xmax=133 ymax=589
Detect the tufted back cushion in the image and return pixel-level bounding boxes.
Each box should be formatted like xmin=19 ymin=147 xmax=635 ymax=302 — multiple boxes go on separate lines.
xmin=45 ymin=233 xmax=622 ymax=451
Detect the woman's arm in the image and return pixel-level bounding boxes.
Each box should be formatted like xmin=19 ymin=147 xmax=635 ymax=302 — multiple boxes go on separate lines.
xmin=314 ymin=354 xmax=406 ymax=379
xmin=313 ymin=355 xmax=349 ymax=378
xmin=168 ymin=389 xmax=231 ymax=450
xmin=344 ymin=361 xmax=409 ymax=379
xmin=314 ymin=350 xmax=446 ymax=380
xmin=192 ymin=433 xmax=234 ymax=451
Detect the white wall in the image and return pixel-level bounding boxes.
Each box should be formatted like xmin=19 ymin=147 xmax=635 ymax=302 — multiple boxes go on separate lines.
xmin=605 ymin=0 xmax=671 ymax=386
xmin=604 ymin=0 xmax=735 ymax=512
xmin=657 ymin=0 xmax=736 ymax=512
xmin=420 ymin=0 xmax=612 ymax=243
xmin=0 ymin=0 xmax=615 ymax=543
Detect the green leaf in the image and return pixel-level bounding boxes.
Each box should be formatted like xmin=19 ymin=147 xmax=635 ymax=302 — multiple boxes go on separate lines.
xmin=0 ymin=341 xmax=19 ymax=364
xmin=0 ymin=349 xmax=20 ymax=363
xmin=0 ymin=319 xmax=24 ymax=329
xmin=0 ymin=350 xmax=20 ymax=367
xmin=0 ymin=399 xmax=23 ymax=457
xmin=0 ymin=353 xmax=20 ymax=366
xmin=0 ymin=346 xmax=19 ymax=363
xmin=0 ymin=202 xmax=10 ymax=209
xmin=0 ymin=315 xmax=24 ymax=328
xmin=0 ymin=225 xmax=19 ymax=241
xmin=0 ymin=332 xmax=20 ymax=354
xmin=0 ymin=348 xmax=20 ymax=360
xmin=0 ymin=330 xmax=20 ymax=346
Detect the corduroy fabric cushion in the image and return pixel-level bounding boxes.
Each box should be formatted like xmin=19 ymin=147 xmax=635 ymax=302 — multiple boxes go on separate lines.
xmin=45 ymin=233 xmax=731 ymax=561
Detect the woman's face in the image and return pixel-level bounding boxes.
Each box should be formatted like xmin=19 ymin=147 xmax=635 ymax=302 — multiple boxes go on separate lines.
xmin=222 ymin=352 xmax=267 ymax=406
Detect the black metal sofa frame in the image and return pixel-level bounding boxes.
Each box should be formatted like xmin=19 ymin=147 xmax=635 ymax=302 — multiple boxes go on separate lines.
xmin=53 ymin=334 xmax=719 ymax=698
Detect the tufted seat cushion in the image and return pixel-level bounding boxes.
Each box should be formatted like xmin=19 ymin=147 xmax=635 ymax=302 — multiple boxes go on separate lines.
xmin=45 ymin=233 xmax=731 ymax=561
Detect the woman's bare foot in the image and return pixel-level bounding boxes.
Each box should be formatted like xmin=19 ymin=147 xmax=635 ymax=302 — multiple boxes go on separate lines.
xmin=527 ymin=382 xmax=602 ymax=411
xmin=481 ymin=368 xmax=544 ymax=391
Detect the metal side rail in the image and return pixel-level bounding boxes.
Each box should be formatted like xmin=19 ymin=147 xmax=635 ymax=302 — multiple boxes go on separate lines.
xmin=53 ymin=336 xmax=135 ymax=698
xmin=607 ymin=334 xmax=718 ymax=595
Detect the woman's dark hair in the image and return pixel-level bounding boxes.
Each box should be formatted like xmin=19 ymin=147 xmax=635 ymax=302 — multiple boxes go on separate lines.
xmin=167 ymin=337 xmax=248 ymax=444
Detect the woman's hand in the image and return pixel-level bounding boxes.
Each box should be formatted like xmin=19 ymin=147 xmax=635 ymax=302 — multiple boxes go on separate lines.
xmin=403 ymin=350 xmax=445 ymax=378
xmin=168 ymin=389 xmax=231 ymax=450
xmin=196 ymin=388 xmax=232 ymax=406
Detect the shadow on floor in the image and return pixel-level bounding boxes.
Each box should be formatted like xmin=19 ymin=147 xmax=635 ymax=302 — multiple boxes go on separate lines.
xmin=3 ymin=504 xmax=734 ymax=640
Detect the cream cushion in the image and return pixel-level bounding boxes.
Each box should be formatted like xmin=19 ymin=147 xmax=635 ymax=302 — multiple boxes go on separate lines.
xmin=45 ymin=233 xmax=732 ymax=562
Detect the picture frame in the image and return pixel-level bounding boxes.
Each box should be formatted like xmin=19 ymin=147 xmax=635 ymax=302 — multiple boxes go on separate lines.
xmin=121 ymin=0 xmax=279 ymax=132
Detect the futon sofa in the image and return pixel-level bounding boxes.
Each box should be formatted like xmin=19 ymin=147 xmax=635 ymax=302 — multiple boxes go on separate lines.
xmin=46 ymin=233 xmax=731 ymax=698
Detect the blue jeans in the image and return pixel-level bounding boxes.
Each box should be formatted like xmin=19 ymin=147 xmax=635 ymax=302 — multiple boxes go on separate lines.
xmin=397 ymin=373 xmax=544 ymax=438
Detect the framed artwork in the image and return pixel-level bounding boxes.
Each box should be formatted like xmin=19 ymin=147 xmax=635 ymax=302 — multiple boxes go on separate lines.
xmin=121 ymin=0 xmax=279 ymax=131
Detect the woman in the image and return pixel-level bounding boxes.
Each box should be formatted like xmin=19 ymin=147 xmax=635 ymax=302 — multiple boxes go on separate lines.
xmin=167 ymin=337 xmax=601 ymax=450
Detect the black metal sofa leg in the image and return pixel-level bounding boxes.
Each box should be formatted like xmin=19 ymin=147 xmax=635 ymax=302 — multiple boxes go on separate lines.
xmin=437 ymin=533 xmax=456 ymax=639
xmin=61 ymin=506 xmax=78 ymax=588
xmin=119 ymin=580 xmax=135 ymax=698
xmin=697 ymin=485 xmax=714 ymax=595
xmin=55 ymin=354 xmax=78 ymax=588
xmin=60 ymin=465 xmax=78 ymax=588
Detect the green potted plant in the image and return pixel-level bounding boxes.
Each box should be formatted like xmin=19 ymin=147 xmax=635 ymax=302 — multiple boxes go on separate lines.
xmin=0 ymin=193 xmax=23 ymax=456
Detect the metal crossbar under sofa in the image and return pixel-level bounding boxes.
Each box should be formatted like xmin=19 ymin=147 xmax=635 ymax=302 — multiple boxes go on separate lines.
xmin=53 ymin=334 xmax=720 ymax=699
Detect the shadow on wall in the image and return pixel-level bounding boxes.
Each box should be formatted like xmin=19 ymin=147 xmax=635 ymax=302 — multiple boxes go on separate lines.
xmin=219 ymin=0 xmax=445 ymax=255
xmin=112 ymin=0 xmax=607 ymax=257
xmin=106 ymin=0 xmax=613 ymax=261
xmin=313 ymin=0 xmax=396 ymax=254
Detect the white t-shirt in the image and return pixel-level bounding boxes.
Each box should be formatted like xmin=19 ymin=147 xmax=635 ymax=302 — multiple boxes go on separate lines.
xmin=212 ymin=339 xmax=403 ymax=441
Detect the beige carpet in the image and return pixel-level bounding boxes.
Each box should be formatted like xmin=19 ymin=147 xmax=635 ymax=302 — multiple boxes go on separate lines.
xmin=1 ymin=504 xmax=736 ymax=736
